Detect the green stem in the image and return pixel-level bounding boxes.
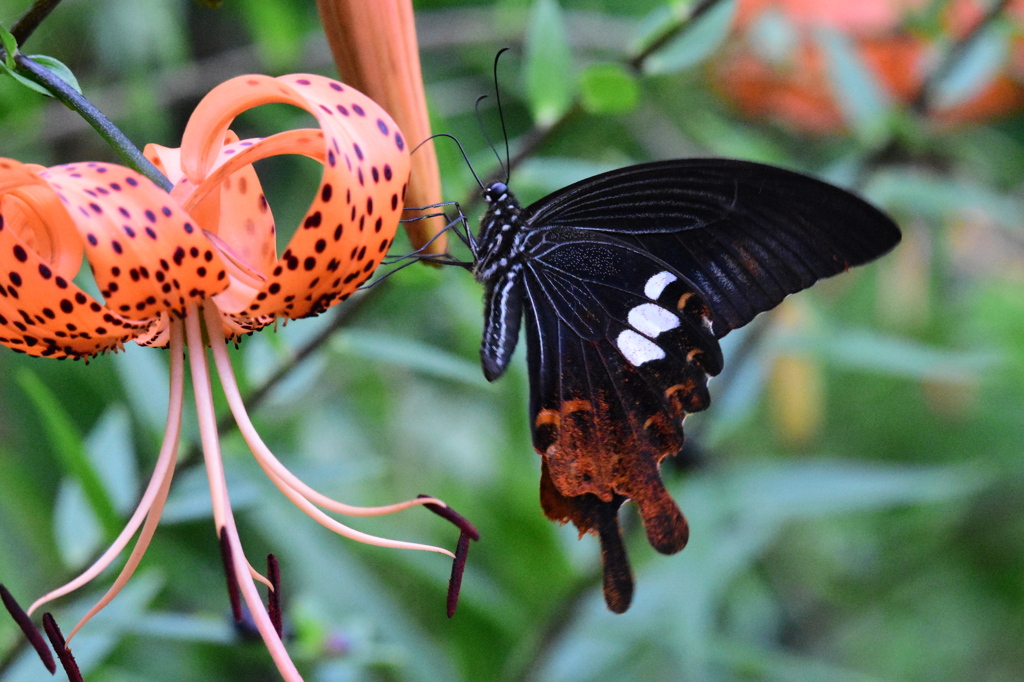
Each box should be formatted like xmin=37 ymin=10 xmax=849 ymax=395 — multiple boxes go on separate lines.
xmin=12 ymin=53 xmax=173 ymax=191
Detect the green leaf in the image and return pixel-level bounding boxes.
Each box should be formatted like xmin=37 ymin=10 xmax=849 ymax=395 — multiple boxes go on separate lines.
xmin=114 ymin=342 xmax=172 ymax=433
xmin=515 ymin=156 xmax=620 ymax=195
xmin=631 ymin=3 xmax=677 ymax=56
xmin=2 ymin=67 xmax=55 ymax=97
xmin=865 ymin=169 xmax=1024 ymax=228
xmin=28 ymin=54 xmax=83 ymax=95
xmin=0 ymin=22 xmax=17 ymax=69
xmin=816 ymin=27 xmax=891 ymax=145
xmin=775 ymin=327 xmax=998 ymax=384
xmin=332 ymin=329 xmax=488 ymax=388
xmin=932 ymin=24 xmax=1008 ymax=110
xmin=237 ymin=0 xmax=303 ymax=70
xmin=16 ymin=369 xmax=123 ymax=539
xmin=524 ymin=0 xmax=575 ymax=127
xmin=85 ymin=407 xmax=140 ymax=514
xmin=580 ymin=63 xmax=639 ymax=115
xmin=748 ymin=8 xmax=799 ymax=66
xmin=643 ymin=0 xmax=737 ymax=75
xmin=54 ymin=478 xmax=103 ymax=568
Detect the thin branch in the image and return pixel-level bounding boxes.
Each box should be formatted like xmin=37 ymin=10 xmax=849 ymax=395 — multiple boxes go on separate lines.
xmin=11 ymin=54 xmax=172 ymax=191
xmin=227 ymin=284 xmax=384 ymax=421
xmin=10 ymin=0 xmax=63 ymax=45
xmin=628 ymin=0 xmax=725 ymax=71
xmin=173 ymin=285 xmax=386 ymax=470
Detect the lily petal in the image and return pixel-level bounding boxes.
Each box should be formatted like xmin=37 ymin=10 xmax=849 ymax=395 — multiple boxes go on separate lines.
xmin=0 ymin=160 xmax=149 ymax=358
xmin=39 ymin=162 xmax=230 ymax=320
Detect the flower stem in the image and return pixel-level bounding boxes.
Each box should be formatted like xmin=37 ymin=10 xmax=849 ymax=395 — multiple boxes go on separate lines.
xmin=11 ymin=54 xmax=173 ymax=192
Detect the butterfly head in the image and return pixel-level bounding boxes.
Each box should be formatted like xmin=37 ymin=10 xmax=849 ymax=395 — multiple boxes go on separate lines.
xmin=483 ymin=181 xmax=509 ymax=204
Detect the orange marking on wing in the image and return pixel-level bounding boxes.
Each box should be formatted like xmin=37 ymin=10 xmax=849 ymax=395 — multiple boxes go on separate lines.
xmin=664 ymin=384 xmax=689 ymax=399
xmin=535 ymin=409 xmax=560 ymax=429
xmin=562 ymin=399 xmax=593 ymax=414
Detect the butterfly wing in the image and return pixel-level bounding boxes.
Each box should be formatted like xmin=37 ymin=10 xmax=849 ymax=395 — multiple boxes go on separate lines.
xmin=512 ymin=160 xmax=899 ymax=611
xmin=521 ymin=158 xmax=901 ymax=335
xmin=521 ymin=228 xmax=725 ymax=612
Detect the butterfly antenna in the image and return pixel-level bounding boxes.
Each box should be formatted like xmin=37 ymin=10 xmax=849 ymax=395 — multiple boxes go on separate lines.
xmin=412 ymin=133 xmax=485 ymax=191
xmin=493 ymin=47 xmax=511 ymax=182
xmin=475 ymin=95 xmax=506 ymax=181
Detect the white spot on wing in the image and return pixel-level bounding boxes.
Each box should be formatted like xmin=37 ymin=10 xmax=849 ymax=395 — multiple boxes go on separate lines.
xmin=644 ymin=271 xmax=677 ymax=300
xmin=616 ymin=329 xmax=665 ymax=366
xmin=628 ymin=303 xmax=680 ymax=338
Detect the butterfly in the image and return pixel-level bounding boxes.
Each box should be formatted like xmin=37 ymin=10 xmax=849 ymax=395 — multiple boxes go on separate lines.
xmin=464 ymin=158 xmax=900 ymax=613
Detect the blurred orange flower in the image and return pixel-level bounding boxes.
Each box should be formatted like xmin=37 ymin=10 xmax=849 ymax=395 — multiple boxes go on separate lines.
xmin=715 ymin=0 xmax=1024 ymax=132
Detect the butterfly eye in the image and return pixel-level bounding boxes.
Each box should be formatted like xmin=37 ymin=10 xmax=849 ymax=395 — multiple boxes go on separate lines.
xmin=486 ymin=182 xmax=507 ymax=202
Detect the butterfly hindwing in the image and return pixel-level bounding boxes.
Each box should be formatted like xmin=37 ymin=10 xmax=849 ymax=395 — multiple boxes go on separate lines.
xmin=520 ymin=230 xmax=730 ymax=611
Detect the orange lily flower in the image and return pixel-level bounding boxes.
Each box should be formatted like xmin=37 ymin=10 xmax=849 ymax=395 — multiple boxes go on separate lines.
xmin=0 ymin=74 xmax=474 ymax=681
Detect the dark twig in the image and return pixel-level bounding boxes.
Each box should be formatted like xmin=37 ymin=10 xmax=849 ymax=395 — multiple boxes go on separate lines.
xmin=628 ymin=0 xmax=725 ymax=71
xmin=912 ymin=0 xmax=1012 ymax=113
xmin=10 ymin=0 xmax=64 ymax=45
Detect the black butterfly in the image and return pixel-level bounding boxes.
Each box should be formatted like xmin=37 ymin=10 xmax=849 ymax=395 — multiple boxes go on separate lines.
xmin=464 ymin=158 xmax=900 ymax=613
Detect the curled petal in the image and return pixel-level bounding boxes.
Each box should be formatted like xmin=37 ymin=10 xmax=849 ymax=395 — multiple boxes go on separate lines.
xmin=0 ymin=159 xmax=153 ymax=358
xmin=178 ymin=74 xmax=411 ymax=323
xmin=38 ymin=162 xmax=230 ymax=321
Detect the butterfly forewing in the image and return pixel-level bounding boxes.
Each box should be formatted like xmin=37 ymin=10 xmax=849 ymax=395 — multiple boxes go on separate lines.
xmin=521 ymin=159 xmax=901 ymax=334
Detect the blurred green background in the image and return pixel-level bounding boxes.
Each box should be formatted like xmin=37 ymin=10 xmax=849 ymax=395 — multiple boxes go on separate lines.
xmin=1 ymin=0 xmax=1023 ymax=679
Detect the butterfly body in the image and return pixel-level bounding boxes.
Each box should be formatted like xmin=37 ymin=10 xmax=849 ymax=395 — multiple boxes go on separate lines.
xmin=469 ymin=159 xmax=901 ymax=613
